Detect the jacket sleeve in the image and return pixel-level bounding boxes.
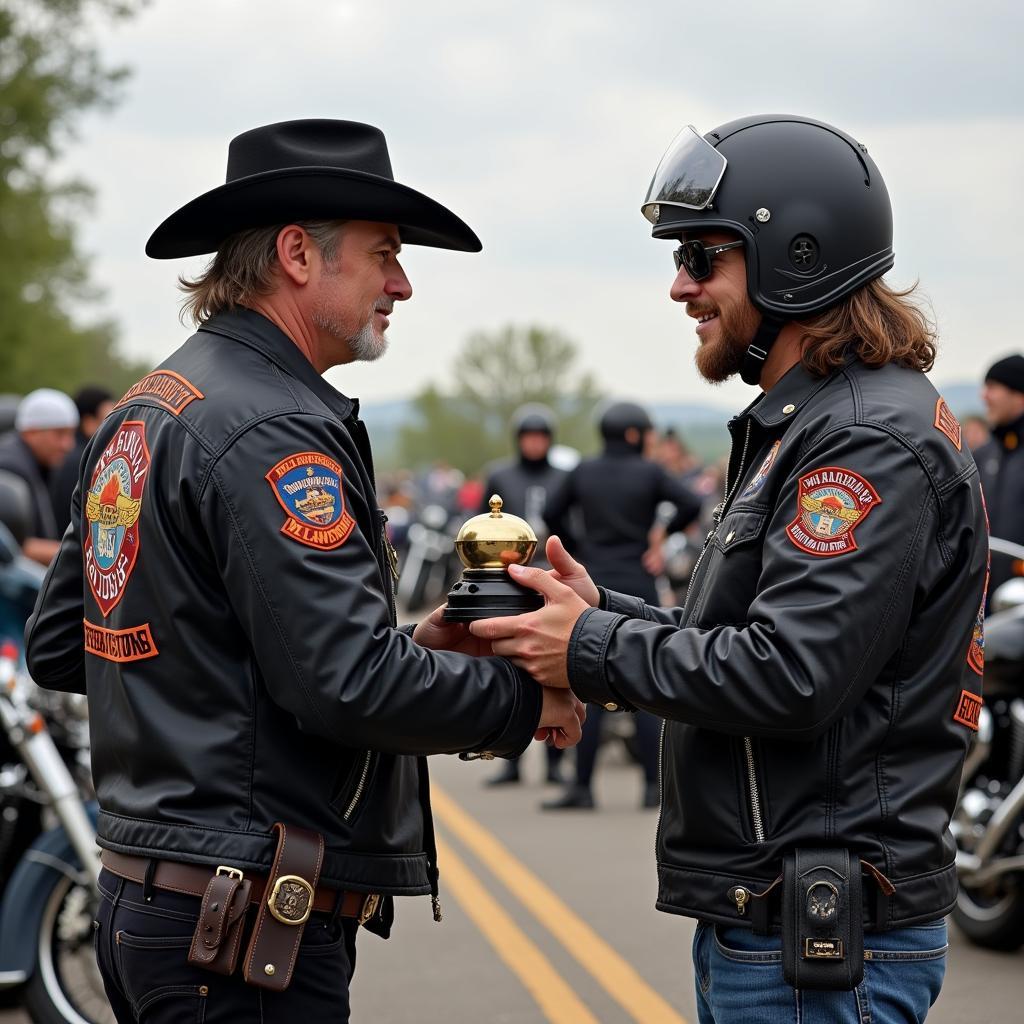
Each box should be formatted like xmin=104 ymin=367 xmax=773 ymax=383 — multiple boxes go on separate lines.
xmin=569 ymin=426 xmax=937 ymax=740
xmin=24 ymin=489 xmax=87 ymax=693
xmin=201 ymin=414 xmax=541 ymax=758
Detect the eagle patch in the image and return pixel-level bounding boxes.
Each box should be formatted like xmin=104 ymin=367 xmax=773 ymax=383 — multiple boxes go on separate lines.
xmin=83 ymin=421 xmax=150 ymax=616
xmin=786 ymin=467 xmax=880 ymax=557
xmin=266 ymin=451 xmax=355 ymax=550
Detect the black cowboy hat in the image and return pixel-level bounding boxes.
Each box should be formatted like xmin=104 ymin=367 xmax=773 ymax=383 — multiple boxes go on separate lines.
xmin=146 ymin=119 xmax=481 ymax=258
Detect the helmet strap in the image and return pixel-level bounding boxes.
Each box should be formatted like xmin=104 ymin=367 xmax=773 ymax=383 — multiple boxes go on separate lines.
xmin=740 ymin=313 xmax=787 ymax=387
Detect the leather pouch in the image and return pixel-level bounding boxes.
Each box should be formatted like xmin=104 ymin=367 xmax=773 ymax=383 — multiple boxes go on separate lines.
xmin=781 ymin=848 xmax=863 ymax=991
xmin=187 ymin=872 xmax=252 ymax=976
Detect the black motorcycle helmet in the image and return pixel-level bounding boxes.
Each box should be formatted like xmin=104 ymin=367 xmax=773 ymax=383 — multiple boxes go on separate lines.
xmin=511 ymin=403 xmax=556 ymax=437
xmin=641 ymin=115 xmax=894 ymax=384
xmin=599 ymin=401 xmax=653 ymax=451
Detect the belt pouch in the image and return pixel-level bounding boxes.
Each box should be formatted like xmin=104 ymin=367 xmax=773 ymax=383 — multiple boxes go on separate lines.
xmin=187 ymin=873 xmax=252 ymax=975
xmin=781 ymin=848 xmax=863 ymax=991
xmin=242 ymin=822 xmax=325 ymax=992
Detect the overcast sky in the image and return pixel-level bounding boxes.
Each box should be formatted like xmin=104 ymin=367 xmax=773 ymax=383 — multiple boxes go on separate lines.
xmin=59 ymin=0 xmax=1024 ymax=412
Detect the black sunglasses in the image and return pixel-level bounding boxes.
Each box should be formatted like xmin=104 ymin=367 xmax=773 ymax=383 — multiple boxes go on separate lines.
xmin=672 ymin=239 xmax=745 ymax=282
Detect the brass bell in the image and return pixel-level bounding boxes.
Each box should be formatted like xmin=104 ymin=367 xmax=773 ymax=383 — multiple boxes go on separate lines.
xmin=443 ymin=495 xmax=544 ymax=621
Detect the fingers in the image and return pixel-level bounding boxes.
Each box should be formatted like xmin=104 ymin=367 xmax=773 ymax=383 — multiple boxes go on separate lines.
xmin=425 ymin=603 xmax=449 ymax=625
xmin=507 ymin=562 xmax=568 ymax=599
xmin=469 ymin=615 xmax=527 ymax=641
xmin=545 ymin=535 xmax=582 ymax=577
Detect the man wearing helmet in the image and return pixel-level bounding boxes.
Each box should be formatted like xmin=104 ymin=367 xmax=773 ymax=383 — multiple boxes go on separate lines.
xmin=472 ymin=115 xmax=987 ymax=1021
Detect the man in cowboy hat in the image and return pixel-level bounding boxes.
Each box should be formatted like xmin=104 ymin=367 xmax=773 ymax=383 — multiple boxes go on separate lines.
xmin=25 ymin=119 xmax=583 ymax=1021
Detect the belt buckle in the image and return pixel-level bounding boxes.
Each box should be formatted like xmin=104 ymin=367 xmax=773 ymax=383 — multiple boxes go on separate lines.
xmin=358 ymin=893 xmax=381 ymax=926
xmin=267 ymin=874 xmax=314 ymax=925
xmin=216 ymin=865 xmax=245 ymax=881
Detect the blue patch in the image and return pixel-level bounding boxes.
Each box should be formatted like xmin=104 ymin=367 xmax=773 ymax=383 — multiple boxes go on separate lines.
xmin=265 ymin=451 xmax=355 ymax=550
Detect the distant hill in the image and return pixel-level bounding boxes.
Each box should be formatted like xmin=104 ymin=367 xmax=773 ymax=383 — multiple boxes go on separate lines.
xmin=362 ymin=379 xmax=985 ymax=471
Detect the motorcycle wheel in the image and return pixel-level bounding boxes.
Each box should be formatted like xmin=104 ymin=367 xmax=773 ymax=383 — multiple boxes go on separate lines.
xmin=952 ymin=875 xmax=1024 ymax=951
xmin=22 ymin=870 xmax=113 ymax=1024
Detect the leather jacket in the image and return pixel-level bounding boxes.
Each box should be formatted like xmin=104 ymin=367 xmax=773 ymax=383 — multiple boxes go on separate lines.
xmin=974 ymin=411 xmax=1024 ymax=593
xmin=567 ymin=358 xmax=988 ymax=929
xmin=25 ymin=308 xmax=542 ymax=910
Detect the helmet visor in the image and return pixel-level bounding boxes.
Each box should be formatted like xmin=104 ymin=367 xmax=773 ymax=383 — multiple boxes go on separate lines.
xmin=641 ymin=125 xmax=727 ymax=223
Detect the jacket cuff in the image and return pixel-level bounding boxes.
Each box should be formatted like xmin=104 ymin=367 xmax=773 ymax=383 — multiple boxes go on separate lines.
xmin=568 ymin=607 xmax=633 ymax=711
xmin=599 ymin=588 xmax=649 ymax=620
xmin=397 ymin=623 xmax=417 ymax=638
xmin=465 ymin=661 xmax=543 ymax=760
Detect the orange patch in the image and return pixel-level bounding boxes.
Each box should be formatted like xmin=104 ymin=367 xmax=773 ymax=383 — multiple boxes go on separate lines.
xmin=84 ymin=619 xmax=159 ymax=663
xmin=933 ymin=398 xmax=962 ymax=451
xmin=953 ymin=689 xmax=982 ymax=731
xmin=115 ymin=370 xmax=204 ymax=416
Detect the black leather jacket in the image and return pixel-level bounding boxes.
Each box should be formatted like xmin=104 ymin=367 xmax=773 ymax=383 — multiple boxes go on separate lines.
xmin=25 ymin=308 xmax=541 ymax=909
xmin=568 ymin=358 xmax=987 ymax=929
xmin=974 ymin=412 xmax=1024 ymax=593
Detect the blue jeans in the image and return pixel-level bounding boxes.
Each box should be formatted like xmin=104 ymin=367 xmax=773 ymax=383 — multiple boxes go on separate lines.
xmin=692 ymin=918 xmax=947 ymax=1024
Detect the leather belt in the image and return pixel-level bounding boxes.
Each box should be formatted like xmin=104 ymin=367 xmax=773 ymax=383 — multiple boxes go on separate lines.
xmin=100 ymin=849 xmax=376 ymax=922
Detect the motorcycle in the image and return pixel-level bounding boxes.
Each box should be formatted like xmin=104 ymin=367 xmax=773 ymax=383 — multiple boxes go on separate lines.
xmin=0 ymin=471 xmax=110 ymax=1024
xmin=952 ymin=536 xmax=1024 ymax=951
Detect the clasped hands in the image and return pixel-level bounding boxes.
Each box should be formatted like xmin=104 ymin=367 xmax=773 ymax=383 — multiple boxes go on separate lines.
xmin=412 ymin=537 xmax=598 ymax=749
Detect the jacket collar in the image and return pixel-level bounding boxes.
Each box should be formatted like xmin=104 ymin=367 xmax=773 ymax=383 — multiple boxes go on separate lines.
xmin=742 ymin=355 xmax=853 ymax=431
xmin=199 ymin=307 xmax=357 ymax=422
xmin=992 ymin=410 xmax=1024 ymax=448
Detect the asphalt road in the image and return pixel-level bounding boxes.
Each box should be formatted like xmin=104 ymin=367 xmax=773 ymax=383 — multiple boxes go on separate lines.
xmin=4 ymin=743 xmax=1023 ymax=1022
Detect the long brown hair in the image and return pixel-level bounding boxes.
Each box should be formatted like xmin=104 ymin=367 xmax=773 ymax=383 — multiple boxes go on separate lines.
xmin=797 ymin=278 xmax=937 ymax=376
xmin=177 ymin=220 xmax=346 ymax=326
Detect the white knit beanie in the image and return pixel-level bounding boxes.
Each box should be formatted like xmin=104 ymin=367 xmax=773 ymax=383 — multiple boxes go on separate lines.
xmin=15 ymin=388 xmax=80 ymax=431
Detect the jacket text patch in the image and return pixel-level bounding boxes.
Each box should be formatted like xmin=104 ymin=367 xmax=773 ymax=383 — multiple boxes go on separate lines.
xmin=934 ymin=398 xmax=962 ymax=451
xmin=953 ymin=689 xmax=982 ymax=731
xmin=786 ymin=467 xmax=880 ymax=557
xmin=84 ymin=420 xmax=150 ymax=616
xmin=84 ymin=619 xmax=159 ymax=663
xmin=266 ymin=451 xmax=355 ymax=550
xmin=115 ymin=370 xmax=204 ymax=416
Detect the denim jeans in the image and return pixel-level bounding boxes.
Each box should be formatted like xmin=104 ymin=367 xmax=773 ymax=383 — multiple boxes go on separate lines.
xmin=94 ymin=868 xmax=358 ymax=1023
xmin=692 ymin=918 xmax=947 ymax=1023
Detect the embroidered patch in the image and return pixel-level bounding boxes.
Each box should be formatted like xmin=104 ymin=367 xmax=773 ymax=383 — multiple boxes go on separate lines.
xmin=115 ymin=370 xmax=204 ymax=416
xmin=953 ymin=689 xmax=983 ymax=731
xmin=933 ymin=397 xmax=962 ymax=451
xmin=84 ymin=618 xmax=159 ymax=663
xmin=266 ymin=451 xmax=356 ymax=550
xmin=740 ymin=440 xmax=781 ymax=499
xmin=786 ymin=466 xmax=881 ymax=557
xmin=967 ymin=568 xmax=987 ymax=676
xmin=83 ymin=421 xmax=150 ymax=616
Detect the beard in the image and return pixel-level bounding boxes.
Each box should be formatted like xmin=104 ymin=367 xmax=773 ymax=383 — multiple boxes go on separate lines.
xmin=692 ymin=295 xmax=761 ymax=384
xmin=311 ymin=293 xmax=391 ymax=363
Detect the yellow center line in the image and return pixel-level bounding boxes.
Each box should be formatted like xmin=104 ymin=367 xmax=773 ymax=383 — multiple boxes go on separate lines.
xmin=432 ymin=783 xmax=689 ymax=1024
xmin=435 ymin=834 xmax=599 ymax=1024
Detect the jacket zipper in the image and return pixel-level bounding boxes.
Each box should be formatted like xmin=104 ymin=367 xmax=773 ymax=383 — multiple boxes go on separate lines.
xmin=655 ymin=419 xmax=753 ymax=863
xmin=743 ymin=736 xmax=766 ymax=843
xmin=343 ymin=751 xmax=373 ymax=822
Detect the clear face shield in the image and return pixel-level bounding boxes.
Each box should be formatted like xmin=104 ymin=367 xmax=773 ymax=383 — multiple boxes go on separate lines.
xmin=641 ymin=125 xmax=727 ymax=224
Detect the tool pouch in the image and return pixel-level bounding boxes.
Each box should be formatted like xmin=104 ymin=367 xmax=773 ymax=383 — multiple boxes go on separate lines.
xmin=781 ymin=848 xmax=863 ymax=991
xmin=187 ymin=871 xmax=252 ymax=976
xmin=242 ymin=822 xmax=325 ymax=992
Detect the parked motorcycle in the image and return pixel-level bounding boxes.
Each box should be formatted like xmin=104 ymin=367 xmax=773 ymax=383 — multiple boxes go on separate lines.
xmin=0 ymin=472 xmax=110 ymax=1024
xmin=952 ymin=537 xmax=1024 ymax=951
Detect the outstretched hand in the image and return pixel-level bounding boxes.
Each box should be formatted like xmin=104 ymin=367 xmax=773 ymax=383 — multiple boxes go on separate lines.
xmin=469 ymin=564 xmax=590 ymax=687
xmin=535 ymin=688 xmax=587 ymax=748
xmin=412 ymin=604 xmax=493 ymax=657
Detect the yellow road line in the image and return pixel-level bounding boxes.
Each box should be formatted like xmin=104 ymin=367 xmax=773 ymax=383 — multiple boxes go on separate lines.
xmin=435 ymin=834 xmax=599 ymax=1024
xmin=433 ymin=784 xmax=688 ymax=1024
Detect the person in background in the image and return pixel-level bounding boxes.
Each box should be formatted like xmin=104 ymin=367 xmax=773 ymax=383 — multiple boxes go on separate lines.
xmin=961 ymin=414 xmax=990 ymax=453
xmin=975 ymin=354 xmax=1024 ymax=593
xmin=51 ymin=385 xmax=115 ymax=530
xmin=540 ymin=400 xmax=702 ymax=810
xmin=480 ymin=403 xmax=570 ymax=786
xmin=0 ymin=388 xmax=78 ymax=565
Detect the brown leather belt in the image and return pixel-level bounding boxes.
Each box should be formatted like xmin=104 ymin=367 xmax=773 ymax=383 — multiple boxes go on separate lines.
xmin=100 ymin=849 xmax=375 ymax=922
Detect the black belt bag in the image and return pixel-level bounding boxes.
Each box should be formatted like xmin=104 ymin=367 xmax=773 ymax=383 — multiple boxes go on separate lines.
xmin=782 ymin=848 xmax=863 ymax=991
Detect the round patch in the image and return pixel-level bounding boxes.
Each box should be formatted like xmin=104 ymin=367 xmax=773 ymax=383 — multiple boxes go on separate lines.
xmin=266 ymin=451 xmax=355 ymax=550
xmin=786 ymin=466 xmax=880 ymax=557
xmin=83 ymin=421 xmax=150 ymax=616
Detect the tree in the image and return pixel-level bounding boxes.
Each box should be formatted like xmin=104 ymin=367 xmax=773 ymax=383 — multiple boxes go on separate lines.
xmin=397 ymin=325 xmax=604 ymax=475
xmin=0 ymin=0 xmax=148 ymax=398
